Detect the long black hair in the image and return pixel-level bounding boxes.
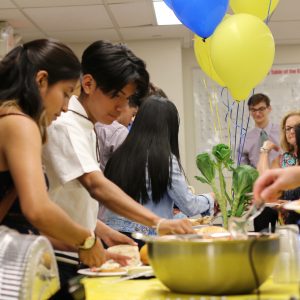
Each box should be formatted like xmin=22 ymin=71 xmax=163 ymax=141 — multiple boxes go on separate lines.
xmin=81 ymin=40 xmax=149 ymax=106
xmin=0 ymin=39 xmax=81 ymax=123
xmin=104 ymin=95 xmax=182 ymax=204
xmin=295 ymin=123 xmax=300 ymax=162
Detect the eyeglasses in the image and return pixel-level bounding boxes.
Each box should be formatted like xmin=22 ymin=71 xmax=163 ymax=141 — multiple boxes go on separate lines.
xmin=284 ymin=126 xmax=296 ymax=133
xmin=249 ymin=106 xmax=268 ymax=113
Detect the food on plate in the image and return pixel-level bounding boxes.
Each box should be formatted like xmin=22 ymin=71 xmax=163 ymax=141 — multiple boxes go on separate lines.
xmin=188 ymin=216 xmax=212 ymax=226
xmin=90 ymin=266 xmax=125 ymax=273
xmin=194 ymin=226 xmax=228 ymax=234
xmin=139 ymin=244 xmax=149 ymax=265
xmin=107 ymin=244 xmax=141 ymax=267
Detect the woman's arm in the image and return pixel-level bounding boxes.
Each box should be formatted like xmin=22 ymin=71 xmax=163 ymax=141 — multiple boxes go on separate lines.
xmin=167 ymin=157 xmax=214 ymax=216
xmin=78 ymin=170 xmax=194 ymax=235
xmin=3 ymin=116 xmax=106 ymax=267
xmin=256 ymin=140 xmax=280 ymax=174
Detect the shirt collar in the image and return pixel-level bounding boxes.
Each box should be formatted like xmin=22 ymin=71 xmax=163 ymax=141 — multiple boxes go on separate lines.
xmin=254 ymin=122 xmax=273 ymax=135
xmin=68 ymin=95 xmax=89 ymax=119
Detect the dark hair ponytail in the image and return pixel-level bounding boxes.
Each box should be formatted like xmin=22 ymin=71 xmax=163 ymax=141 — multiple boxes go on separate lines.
xmin=0 ymin=39 xmax=80 ymax=123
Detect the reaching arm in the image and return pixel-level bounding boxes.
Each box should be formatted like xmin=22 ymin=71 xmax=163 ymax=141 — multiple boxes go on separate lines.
xmin=167 ymin=157 xmax=214 ymax=216
xmin=78 ymin=170 xmax=194 ymax=235
xmin=3 ymin=116 xmax=106 ymax=267
xmin=253 ymin=167 xmax=300 ymax=204
xmin=256 ymin=140 xmax=280 ymax=175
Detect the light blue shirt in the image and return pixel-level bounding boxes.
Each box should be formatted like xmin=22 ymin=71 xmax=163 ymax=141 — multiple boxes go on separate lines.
xmin=102 ymin=156 xmax=214 ymax=235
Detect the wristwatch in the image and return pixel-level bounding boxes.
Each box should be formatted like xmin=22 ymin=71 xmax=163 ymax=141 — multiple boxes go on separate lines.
xmin=260 ymin=147 xmax=270 ymax=153
xmin=78 ymin=231 xmax=96 ymax=250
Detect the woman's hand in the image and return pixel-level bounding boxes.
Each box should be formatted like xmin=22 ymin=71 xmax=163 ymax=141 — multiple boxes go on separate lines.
xmin=156 ymin=218 xmax=195 ymax=235
xmin=105 ymin=251 xmax=131 ymax=267
xmin=95 ymin=221 xmax=137 ymax=247
xmin=78 ymin=238 xmax=107 ymax=268
xmin=253 ymin=167 xmax=300 ymax=204
xmin=262 ymin=140 xmax=280 ymax=152
xmin=78 ymin=238 xmax=131 ymax=268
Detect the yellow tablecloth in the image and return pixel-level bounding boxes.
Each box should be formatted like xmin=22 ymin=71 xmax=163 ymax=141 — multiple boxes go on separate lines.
xmin=83 ymin=276 xmax=298 ymax=300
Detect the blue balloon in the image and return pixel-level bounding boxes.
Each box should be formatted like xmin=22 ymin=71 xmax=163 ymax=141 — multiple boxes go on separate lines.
xmin=171 ymin=0 xmax=229 ymax=39
xmin=163 ymin=0 xmax=172 ymax=9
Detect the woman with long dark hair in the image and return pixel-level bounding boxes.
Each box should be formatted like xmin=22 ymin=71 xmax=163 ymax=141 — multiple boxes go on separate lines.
xmin=0 ymin=39 xmax=124 ymax=270
xmin=104 ymin=95 xmax=214 ymax=245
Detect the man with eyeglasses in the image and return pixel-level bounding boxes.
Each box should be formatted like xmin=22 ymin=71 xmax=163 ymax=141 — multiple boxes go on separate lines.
xmin=239 ymin=93 xmax=280 ymax=168
xmin=239 ymin=93 xmax=280 ymax=233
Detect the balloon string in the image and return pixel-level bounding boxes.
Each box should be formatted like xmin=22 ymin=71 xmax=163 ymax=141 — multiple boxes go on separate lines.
xmin=238 ymin=112 xmax=250 ymax=166
xmin=226 ymin=91 xmax=231 ymax=150
xmin=201 ymin=77 xmax=218 ymax=136
xmin=215 ymin=94 xmax=222 ymax=143
xmin=211 ymin=83 xmax=222 ymax=143
xmin=233 ymin=102 xmax=240 ymax=162
xmin=266 ymin=0 xmax=273 ymax=24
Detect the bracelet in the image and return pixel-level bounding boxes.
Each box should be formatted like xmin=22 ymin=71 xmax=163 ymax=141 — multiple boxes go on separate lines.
xmin=152 ymin=218 xmax=167 ymax=235
xmin=260 ymin=147 xmax=270 ymax=153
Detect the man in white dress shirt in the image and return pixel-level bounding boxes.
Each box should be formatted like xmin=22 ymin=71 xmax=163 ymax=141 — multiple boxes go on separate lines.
xmin=42 ymin=40 xmax=193 ymax=283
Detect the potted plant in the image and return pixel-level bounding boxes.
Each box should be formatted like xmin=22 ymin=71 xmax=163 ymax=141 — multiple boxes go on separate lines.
xmin=195 ymin=143 xmax=259 ymax=229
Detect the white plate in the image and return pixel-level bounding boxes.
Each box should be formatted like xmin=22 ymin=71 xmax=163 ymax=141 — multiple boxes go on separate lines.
xmin=284 ymin=201 xmax=300 ymax=212
xmin=265 ymin=202 xmax=281 ymax=207
xmin=77 ymin=268 xmax=127 ymax=277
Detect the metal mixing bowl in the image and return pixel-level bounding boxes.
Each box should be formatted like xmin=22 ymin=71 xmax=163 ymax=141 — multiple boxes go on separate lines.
xmin=147 ymin=233 xmax=279 ymax=295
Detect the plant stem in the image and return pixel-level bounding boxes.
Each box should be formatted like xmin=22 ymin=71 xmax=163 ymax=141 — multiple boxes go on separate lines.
xmin=217 ymin=165 xmax=228 ymax=229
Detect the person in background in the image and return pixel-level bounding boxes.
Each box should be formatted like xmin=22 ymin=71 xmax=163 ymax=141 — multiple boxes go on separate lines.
xmin=95 ymin=99 xmax=138 ymax=172
xmin=257 ymin=111 xmax=300 ymax=226
xmin=239 ymin=93 xmax=280 ymax=232
xmin=239 ymin=93 xmax=280 ymax=167
xmin=0 ymin=39 xmax=125 ymax=273
xmin=96 ymin=82 xmax=168 ymax=220
xmin=42 ymin=40 xmax=194 ymax=281
xmin=103 ymin=95 xmax=215 ymax=248
xmin=254 ymin=166 xmax=300 ymax=206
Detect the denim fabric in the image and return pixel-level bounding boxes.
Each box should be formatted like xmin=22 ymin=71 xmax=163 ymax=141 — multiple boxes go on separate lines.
xmin=103 ymin=156 xmax=214 ymax=234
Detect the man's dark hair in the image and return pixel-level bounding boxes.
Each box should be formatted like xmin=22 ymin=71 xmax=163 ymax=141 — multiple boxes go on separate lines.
xmin=81 ymin=40 xmax=149 ymax=106
xmin=247 ymin=93 xmax=270 ymax=107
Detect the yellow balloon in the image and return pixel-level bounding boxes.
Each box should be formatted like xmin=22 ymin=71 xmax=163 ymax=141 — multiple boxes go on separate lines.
xmin=194 ymin=35 xmax=225 ymax=87
xmin=210 ymin=14 xmax=275 ymax=101
xmin=230 ymin=0 xmax=280 ymax=20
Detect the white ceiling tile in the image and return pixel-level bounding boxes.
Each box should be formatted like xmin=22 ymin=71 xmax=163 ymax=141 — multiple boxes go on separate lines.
xmin=109 ymin=1 xmax=153 ymax=27
xmin=47 ymin=28 xmax=120 ymax=43
xmin=0 ymin=0 xmax=299 ymax=48
xmin=13 ymin=0 xmax=103 ymax=8
xmin=0 ymin=1 xmax=16 ymax=8
xmin=121 ymin=25 xmax=189 ymax=41
xmin=15 ymin=29 xmax=46 ymax=42
xmin=271 ymin=0 xmax=300 ymax=21
xmin=270 ymin=21 xmax=300 ymax=40
xmin=105 ymin=0 xmax=139 ymax=3
xmin=23 ymin=5 xmax=113 ymax=31
xmin=0 ymin=9 xmax=36 ymax=28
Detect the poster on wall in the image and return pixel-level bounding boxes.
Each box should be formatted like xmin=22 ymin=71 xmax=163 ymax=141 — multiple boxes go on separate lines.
xmin=193 ymin=64 xmax=300 ymax=157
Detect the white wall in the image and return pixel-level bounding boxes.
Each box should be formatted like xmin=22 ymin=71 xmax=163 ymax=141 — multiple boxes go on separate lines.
xmin=69 ymin=40 xmax=300 ymax=193
xmin=182 ymin=44 xmax=300 ymax=193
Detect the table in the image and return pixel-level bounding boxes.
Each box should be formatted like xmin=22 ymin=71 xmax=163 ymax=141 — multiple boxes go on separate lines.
xmin=83 ymin=277 xmax=299 ymax=300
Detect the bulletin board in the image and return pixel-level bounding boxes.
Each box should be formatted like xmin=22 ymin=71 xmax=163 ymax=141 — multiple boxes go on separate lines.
xmin=193 ymin=64 xmax=300 ymax=159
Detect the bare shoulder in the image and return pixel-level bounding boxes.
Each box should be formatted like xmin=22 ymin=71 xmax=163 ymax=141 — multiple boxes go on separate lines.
xmin=0 ymin=114 xmax=41 ymax=145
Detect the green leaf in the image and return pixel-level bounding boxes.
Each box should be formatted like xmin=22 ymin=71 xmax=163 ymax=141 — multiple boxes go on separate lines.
xmin=196 ymin=153 xmax=215 ymax=183
xmin=194 ymin=176 xmax=209 ymax=184
xmin=212 ymin=144 xmax=231 ymax=163
xmin=232 ymin=165 xmax=259 ymax=196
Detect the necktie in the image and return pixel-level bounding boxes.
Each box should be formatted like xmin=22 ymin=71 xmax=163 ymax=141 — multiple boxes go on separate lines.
xmin=259 ymin=129 xmax=268 ymax=147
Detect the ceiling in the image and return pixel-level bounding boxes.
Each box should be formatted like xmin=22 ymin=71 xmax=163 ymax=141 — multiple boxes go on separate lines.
xmin=0 ymin=0 xmax=299 ymax=48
